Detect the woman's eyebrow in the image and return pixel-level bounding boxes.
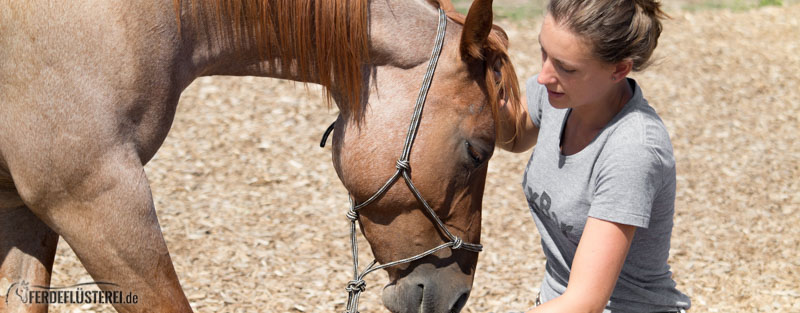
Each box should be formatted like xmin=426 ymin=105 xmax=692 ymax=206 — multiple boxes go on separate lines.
xmin=538 ymin=34 xmax=578 ymax=69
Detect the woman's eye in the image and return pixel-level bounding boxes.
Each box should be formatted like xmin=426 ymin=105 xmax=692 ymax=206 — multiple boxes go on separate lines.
xmin=557 ymin=63 xmax=576 ymax=73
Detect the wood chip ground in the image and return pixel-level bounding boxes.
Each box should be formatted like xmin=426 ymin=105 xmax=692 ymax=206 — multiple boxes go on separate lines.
xmin=44 ymin=5 xmax=799 ymax=313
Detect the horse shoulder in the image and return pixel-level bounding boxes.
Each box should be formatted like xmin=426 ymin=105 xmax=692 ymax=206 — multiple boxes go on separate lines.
xmin=0 ymin=1 xmax=186 ymax=203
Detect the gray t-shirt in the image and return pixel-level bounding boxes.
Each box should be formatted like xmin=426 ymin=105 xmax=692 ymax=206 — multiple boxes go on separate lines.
xmin=522 ymin=76 xmax=691 ymax=312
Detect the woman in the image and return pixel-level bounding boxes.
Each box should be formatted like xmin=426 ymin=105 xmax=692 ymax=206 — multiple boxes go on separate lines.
xmin=496 ymin=0 xmax=691 ymax=312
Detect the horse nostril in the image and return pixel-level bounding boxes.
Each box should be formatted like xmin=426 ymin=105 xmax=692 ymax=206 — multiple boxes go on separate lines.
xmin=417 ymin=284 xmax=426 ymax=313
xmin=449 ymin=292 xmax=469 ymax=313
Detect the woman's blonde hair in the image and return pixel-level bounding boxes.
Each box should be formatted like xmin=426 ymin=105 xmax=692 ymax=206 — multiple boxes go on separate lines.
xmin=547 ymin=0 xmax=667 ymax=71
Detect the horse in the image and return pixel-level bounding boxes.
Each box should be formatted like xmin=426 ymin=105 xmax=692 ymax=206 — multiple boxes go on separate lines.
xmin=0 ymin=0 xmax=521 ymax=312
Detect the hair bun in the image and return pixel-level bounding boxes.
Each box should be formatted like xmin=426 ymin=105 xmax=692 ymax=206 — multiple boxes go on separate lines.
xmin=547 ymin=0 xmax=667 ymax=71
xmin=633 ymin=0 xmax=667 ymax=18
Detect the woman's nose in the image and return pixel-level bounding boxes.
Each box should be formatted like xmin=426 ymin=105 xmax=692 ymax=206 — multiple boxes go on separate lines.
xmin=537 ymin=59 xmax=557 ymax=85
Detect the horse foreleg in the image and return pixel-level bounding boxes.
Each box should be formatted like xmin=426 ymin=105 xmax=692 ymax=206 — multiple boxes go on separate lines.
xmin=0 ymin=206 xmax=58 ymax=313
xmin=22 ymin=152 xmax=192 ymax=313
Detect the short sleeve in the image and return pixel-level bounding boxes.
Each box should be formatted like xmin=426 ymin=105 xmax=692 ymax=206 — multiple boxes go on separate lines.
xmin=589 ymin=143 xmax=666 ymax=228
xmin=526 ymin=75 xmax=546 ymax=128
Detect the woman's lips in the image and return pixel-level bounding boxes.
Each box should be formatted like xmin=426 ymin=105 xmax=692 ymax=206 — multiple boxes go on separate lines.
xmin=547 ymin=89 xmax=565 ymax=98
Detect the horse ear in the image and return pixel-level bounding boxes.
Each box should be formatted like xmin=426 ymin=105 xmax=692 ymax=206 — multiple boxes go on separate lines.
xmin=460 ymin=0 xmax=494 ymax=61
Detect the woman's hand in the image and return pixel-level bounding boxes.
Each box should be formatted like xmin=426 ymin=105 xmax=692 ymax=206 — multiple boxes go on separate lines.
xmin=496 ymin=96 xmax=539 ymax=153
xmin=525 ymin=218 xmax=636 ymax=313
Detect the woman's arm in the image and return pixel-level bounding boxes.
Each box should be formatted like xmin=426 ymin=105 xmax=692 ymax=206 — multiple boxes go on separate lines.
xmin=496 ymin=96 xmax=539 ymax=153
xmin=526 ymin=218 xmax=636 ymax=313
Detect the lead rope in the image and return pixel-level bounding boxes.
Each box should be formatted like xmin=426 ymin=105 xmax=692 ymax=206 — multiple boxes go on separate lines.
xmin=342 ymin=9 xmax=482 ymax=313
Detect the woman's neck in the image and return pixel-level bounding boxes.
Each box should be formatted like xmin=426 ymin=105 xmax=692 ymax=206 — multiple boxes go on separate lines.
xmin=560 ymin=80 xmax=633 ymax=155
xmin=570 ymin=79 xmax=633 ymax=131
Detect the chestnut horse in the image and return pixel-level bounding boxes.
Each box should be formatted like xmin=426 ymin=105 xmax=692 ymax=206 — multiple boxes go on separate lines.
xmin=0 ymin=0 xmax=520 ymax=312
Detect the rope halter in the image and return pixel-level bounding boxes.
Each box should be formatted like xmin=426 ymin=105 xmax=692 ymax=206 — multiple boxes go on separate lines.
xmin=340 ymin=8 xmax=483 ymax=313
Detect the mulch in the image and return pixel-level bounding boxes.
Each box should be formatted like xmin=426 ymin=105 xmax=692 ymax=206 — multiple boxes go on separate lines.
xmin=46 ymin=4 xmax=799 ymax=313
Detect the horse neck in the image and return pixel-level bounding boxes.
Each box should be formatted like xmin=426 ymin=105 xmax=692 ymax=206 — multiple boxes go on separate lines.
xmin=367 ymin=0 xmax=443 ymax=69
xmin=178 ymin=0 xmax=440 ymax=114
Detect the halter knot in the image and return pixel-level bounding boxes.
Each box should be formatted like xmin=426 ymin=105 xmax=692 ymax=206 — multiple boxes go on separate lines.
xmin=346 ymin=210 xmax=359 ymax=221
xmin=346 ymin=280 xmax=366 ymax=293
xmin=395 ymin=160 xmax=410 ymax=171
xmin=451 ymin=237 xmax=464 ymax=250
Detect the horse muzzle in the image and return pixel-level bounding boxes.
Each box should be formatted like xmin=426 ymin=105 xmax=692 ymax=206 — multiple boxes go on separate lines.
xmin=381 ymin=261 xmax=473 ymax=313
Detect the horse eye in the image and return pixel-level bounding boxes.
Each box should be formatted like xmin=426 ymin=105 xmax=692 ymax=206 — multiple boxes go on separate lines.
xmin=465 ymin=141 xmax=483 ymax=165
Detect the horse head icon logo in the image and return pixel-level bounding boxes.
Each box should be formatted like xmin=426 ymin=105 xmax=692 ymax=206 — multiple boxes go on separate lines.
xmin=4 ymin=281 xmax=30 ymax=305
xmin=15 ymin=281 xmax=30 ymax=304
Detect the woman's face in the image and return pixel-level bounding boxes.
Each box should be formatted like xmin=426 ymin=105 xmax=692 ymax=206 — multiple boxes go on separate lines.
xmin=537 ymin=14 xmax=619 ymax=110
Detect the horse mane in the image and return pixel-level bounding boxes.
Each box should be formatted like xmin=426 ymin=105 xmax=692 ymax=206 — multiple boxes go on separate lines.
xmin=172 ymin=0 xmax=369 ymax=119
xmin=171 ymin=0 xmax=520 ymax=134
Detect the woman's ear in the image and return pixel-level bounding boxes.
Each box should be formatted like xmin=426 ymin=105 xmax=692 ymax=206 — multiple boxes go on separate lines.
xmin=612 ymin=59 xmax=633 ymax=82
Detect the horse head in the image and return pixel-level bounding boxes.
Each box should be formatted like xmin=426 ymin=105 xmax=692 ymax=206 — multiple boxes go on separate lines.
xmin=331 ymin=1 xmax=520 ymax=312
xmin=12 ymin=281 xmax=30 ymax=304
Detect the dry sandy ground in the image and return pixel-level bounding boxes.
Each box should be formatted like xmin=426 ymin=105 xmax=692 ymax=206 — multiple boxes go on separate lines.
xmin=38 ymin=4 xmax=799 ymax=313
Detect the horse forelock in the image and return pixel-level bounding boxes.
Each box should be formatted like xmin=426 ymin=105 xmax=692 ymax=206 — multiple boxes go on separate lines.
xmin=172 ymin=0 xmax=369 ymax=120
xmin=444 ymin=9 xmax=522 ymax=144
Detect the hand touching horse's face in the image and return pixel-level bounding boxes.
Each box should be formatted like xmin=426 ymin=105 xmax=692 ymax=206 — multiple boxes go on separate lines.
xmin=331 ymin=1 xmax=518 ymax=312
